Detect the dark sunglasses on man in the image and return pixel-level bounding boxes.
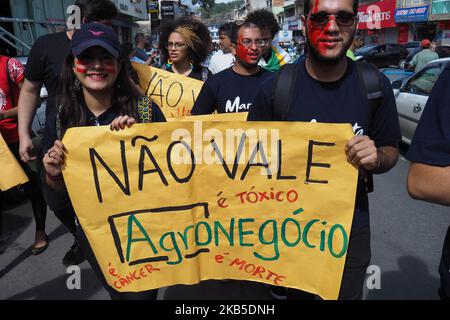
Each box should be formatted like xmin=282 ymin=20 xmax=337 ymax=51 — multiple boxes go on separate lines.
xmin=308 ymin=13 xmax=357 ymax=27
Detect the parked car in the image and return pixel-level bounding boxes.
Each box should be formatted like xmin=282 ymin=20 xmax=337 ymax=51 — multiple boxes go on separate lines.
xmin=355 ymin=43 xmax=409 ymax=68
xmin=392 ymin=57 xmax=450 ymax=144
xmin=380 ymin=68 xmax=414 ymax=84
xmin=437 ymin=45 xmax=450 ymax=58
xmin=403 ymin=41 xmax=420 ymax=55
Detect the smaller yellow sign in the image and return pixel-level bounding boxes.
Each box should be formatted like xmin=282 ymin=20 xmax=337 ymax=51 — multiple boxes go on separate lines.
xmin=0 ymin=135 xmax=28 ymax=191
xmin=133 ymin=63 xmax=204 ymax=119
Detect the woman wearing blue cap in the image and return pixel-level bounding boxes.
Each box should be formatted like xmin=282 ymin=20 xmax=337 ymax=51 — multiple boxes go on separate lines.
xmin=42 ymin=22 xmax=164 ymax=299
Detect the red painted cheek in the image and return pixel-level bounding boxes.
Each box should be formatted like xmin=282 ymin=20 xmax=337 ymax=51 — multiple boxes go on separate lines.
xmin=104 ymin=61 xmax=117 ymax=74
xmin=75 ymin=61 xmax=87 ymax=74
xmin=236 ymin=43 xmax=253 ymax=64
xmin=105 ymin=68 xmax=117 ymax=74
xmin=308 ymin=24 xmax=326 ymax=54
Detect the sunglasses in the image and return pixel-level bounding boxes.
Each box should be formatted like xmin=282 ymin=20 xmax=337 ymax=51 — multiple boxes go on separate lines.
xmin=238 ymin=39 xmax=268 ymax=48
xmin=308 ymin=13 xmax=357 ymax=27
xmin=166 ymin=42 xmax=186 ymax=50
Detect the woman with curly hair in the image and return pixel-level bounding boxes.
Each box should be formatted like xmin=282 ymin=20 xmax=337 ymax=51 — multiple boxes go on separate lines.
xmin=159 ymin=16 xmax=212 ymax=81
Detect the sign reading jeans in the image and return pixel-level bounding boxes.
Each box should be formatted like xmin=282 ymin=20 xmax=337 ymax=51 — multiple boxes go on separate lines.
xmin=62 ymin=121 xmax=358 ymax=300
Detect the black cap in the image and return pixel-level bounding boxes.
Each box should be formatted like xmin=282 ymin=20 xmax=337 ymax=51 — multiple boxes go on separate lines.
xmin=71 ymin=22 xmax=121 ymax=58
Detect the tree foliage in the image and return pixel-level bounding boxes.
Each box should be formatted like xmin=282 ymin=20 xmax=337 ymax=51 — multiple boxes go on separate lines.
xmin=193 ymin=0 xmax=216 ymax=10
xmin=200 ymin=0 xmax=244 ymax=19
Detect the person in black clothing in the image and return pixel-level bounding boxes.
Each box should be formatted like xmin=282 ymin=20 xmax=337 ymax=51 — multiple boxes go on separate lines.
xmin=159 ymin=16 xmax=212 ymax=81
xmin=42 ymin=22 xmax=164 ymax=300
xmin=191 ymin=22 xmax=272 ymax=115
xmin=17 ymin=0 xmax=119 ymax=266
xmin=406 ymin=64 xmax=450 ymax=300
xmin=249 ymin=0 xmax=401 ymax=300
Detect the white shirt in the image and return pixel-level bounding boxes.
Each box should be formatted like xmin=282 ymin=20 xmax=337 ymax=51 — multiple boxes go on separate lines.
xmin=208 ymin=50 xmax=234 ymax=74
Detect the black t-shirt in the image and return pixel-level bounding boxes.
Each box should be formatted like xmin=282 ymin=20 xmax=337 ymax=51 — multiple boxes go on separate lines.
xmin=57 ymin=97 xmax=166 ymax=138
xmin=406 ymin=63 xmax=450 ymax=166
xmin=25 ymin=31 xmax=71 ymax=150
xmin=83 ymin=102 xmax=165 ymax=126
xmin=165 ymin=65 xmax=209 ymax=81
xmin=191 ymin=67 xmax=273 ymax=115
xmin=248 ymin=59 xmax=401 ymax=229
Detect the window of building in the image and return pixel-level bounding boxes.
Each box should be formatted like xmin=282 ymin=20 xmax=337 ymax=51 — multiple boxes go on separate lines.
xmin=431 ymin=0 xmax=450 ymax=14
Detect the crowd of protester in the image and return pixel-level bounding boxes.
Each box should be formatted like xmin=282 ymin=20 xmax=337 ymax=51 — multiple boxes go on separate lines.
xmin=0 ymin=0 xmax=449 ymax=301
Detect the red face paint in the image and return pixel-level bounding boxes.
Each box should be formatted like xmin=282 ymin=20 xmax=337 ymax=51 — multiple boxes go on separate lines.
xmin=236 ymin=42 xmax=254 ymax=64
xmin=235 ymin=35 xmax=261 ymax=65
xmin=313 ymin=0 xmax=320 ymax=13
xmin=104 ymin=60 xmax=117 ymax=74
xmin=75 ymin=60 xmax=88 ymax=74
xmin=307 ymin=0 xmax=343 ymax=57
xmin=76 ymin=58 xmax=117 ymax=74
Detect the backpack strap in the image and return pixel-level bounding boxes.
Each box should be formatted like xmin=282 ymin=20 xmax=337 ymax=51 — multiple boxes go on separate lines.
xmin=355 ymin=61 xmax=385 ymax=193
xmin=136 ymin=96 xmax=153 ymax=123
xmin=271 ymin=63 xmax=300 ymax=120
xmin=355 ymin=62 xmax=384 ymax=132
xmin=5 ymin=58 xmax=16 ymax=107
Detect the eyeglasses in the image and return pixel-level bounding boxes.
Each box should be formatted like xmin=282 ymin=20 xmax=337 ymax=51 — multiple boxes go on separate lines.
xmin=166 ymin=42 xmax=186 ymax=50
xmin=238 ymin=39 xmax=268 ymax=48
xmin=308 ymin=13 xmax=357 ymax=27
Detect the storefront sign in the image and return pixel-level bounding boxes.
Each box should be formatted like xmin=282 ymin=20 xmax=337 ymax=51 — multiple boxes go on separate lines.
xmin=278 ymin=30 xmax=293 ymax=42
xmin=147 ymin=0 xmax=159 ymax=13
xmin=357 ymin=0 xmax=397 ymax=30
xmin=116 ymin=0 xmax=149 ymax=20
xmin=161 ymin=1 xmax=175 ymax=20
xmin=429 ymin=0 xmax=450 ymax=20
xmin=395 ymin=5 xmax=429 ymax=23
xmin=288 ymin=19 xmax=301 ymax=31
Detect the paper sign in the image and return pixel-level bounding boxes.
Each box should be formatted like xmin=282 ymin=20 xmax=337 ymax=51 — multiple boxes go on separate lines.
xmin=133 ymin=63 xmax=204 ymax=119
xmin=0 ymin=135 xmax=28 ymax=191
xmin=62 ymin=121 xmax=358 ymax=300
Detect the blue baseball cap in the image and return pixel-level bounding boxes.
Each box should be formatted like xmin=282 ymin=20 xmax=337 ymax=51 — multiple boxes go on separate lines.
xmin=71 ymin=22 xmax=121 ymax=58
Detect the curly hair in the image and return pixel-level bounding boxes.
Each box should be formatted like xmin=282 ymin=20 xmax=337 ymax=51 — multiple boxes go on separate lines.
xmin=245 ymin=9 xmax=280 ymax=39
xmin=159 ymin=16 xmax=211 ymax=68
xmin=74 ymin=0 xmax=118 ymax=22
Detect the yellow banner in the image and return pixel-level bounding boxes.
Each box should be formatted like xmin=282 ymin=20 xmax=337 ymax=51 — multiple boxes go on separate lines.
xmin=133 ymin=63 xmax=204 ymax=119
xmin=0 ymin=135 xmax=28 ymax=191
xmin=62 ymin=121 xmax=358 ymax=300
xmin=167 ymin=113 xmax=248 ymax=122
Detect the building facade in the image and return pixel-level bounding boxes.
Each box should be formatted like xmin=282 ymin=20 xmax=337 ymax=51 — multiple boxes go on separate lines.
xmin=0 ymin=0 xmax=148 ymax=55
xmin=357 ymin=0 xmax=450 ymax=45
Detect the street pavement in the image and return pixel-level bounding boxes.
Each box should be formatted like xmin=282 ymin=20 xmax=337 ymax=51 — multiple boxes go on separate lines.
xmin=0 ymin=145 xmax=449 ymax=300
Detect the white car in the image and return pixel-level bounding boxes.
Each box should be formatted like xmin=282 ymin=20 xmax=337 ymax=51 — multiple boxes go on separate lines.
xmin=392 ymin=57 xmax=450 ymax=144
